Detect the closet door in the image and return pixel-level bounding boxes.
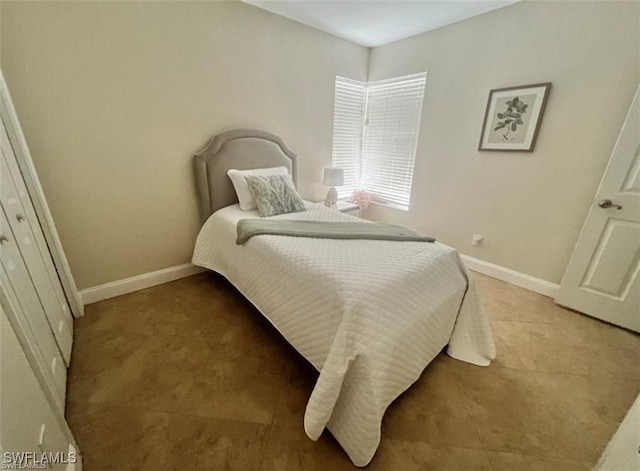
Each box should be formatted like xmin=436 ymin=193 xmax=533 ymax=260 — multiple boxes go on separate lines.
xmin=0 ymin=155 xmax=72 ymax=364
xmin=0 ymin=207 xmax=66 ymax=409
xmin=0 ymin=72 xmax=83 ymax=318
xmin=1 ymin=302 xmax=72 ymax=470
xmin=0 ymin=123 xmax=73 ymax=364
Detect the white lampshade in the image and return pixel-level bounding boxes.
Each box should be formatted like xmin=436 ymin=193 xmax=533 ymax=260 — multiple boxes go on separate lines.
xmin=323 ymin=168 xmax=344 ymax=187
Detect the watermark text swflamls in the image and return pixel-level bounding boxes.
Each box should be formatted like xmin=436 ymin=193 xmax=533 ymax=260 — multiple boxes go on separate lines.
xmin=2 ymin=451 xmax=78 ymax=469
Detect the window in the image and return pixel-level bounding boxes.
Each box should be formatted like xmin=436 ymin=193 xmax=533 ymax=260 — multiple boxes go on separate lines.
xmin=331 ymin=73 xmax=426 ymax=210
xmin=330 ymin=77 xmax=366 ymax=198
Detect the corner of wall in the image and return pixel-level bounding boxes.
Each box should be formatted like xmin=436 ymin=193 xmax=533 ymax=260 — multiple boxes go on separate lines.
xmin=365 ymin=46 xmax=373 ymax=81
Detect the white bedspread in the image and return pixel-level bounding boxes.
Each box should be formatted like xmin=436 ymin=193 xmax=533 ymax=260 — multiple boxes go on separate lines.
xmin=192 ymin=203 xmax=495 ymax=466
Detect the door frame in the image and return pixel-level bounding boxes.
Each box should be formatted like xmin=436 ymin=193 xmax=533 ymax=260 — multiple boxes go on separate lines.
xmin=0 ymin=70 xmax=84 ymax=317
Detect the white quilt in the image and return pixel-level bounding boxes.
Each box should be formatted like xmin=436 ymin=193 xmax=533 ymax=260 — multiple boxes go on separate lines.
xmin=192 ymin=203 xmax=495 ymax=466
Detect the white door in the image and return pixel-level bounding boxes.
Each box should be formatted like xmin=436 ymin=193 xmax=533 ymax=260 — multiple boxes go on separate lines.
xmin=0 ymin=302 xmax=72 ymax=470
xmin=0 ymin=151 xmax=73 ymax=364
xmin=0 ymin=207 xmax=68 ymax=405
xmin=0 ymin=121 xmax=75 ymax=329
xmin=556 ymin=85 xmax=640 ymax=332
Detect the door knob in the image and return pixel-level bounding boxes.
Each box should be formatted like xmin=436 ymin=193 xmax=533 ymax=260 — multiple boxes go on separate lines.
xmin=16 ymin=213 xmax=24 ymax=222
xmin=0 ymin=235 xmax=8 ymax=244
xmin=597 ymin=199 xmax=622 ymax=210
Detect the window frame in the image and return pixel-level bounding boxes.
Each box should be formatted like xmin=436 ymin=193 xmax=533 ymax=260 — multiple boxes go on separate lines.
xmin=331 ymin=72 xmax=427 ymax=211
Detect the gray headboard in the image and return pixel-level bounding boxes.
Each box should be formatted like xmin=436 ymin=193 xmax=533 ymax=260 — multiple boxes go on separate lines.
xmin=193 ymin=129 xmax=298 ymax=223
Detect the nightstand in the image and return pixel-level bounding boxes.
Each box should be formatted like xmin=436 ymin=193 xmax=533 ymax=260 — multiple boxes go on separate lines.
xmin=335 ymin=200 xmax=361 ymax=217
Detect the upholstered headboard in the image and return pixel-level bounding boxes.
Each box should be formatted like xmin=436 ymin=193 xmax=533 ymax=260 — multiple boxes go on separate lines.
xmin=193 ymin=129 xmax=298 ymax=223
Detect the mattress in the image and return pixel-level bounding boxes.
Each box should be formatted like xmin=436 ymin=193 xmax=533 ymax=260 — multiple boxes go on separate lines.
xmin=192 ymin=202 xmax=495 ymax=466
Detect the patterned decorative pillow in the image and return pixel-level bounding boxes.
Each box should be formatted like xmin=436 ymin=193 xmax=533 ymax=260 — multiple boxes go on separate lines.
xmin=227 ymin=166 xmax=289 ymax=211
xmin=245 ymin=175 xmax=306 ymax=217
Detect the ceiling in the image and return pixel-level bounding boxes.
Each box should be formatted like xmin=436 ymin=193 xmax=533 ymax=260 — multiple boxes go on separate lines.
xmin=241 ymin=0 xmax=520 ymax=48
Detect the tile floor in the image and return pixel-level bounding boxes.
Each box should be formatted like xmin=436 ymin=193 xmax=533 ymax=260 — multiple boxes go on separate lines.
xmin=66 ymin=272 xmax=640 ymax=470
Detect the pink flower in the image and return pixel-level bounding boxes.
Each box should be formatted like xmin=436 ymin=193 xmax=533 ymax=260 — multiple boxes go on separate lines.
xmin=350 ymin=189 xmax=371 ymax=209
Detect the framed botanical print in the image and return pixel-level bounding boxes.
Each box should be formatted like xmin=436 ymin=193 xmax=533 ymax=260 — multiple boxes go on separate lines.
xmin=478 ymin=83 xmax=551 ymax=152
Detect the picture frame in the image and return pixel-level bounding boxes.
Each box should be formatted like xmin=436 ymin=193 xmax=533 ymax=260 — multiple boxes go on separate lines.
xmin=478 ymin=82 xmax=551 ymax=152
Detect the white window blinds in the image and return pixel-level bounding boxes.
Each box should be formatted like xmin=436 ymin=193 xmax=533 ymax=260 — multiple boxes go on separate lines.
xmin=330 ymin=73 xmax=426 ymax=209
xmin=331 ymin=77 xmax=366 ymax=198
xmin=361 ymin=73 xmax=426 ymax=209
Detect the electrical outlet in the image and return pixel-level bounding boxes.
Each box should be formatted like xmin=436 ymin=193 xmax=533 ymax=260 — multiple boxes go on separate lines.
xmin=472 ymin=234 xmax=484 ymax=246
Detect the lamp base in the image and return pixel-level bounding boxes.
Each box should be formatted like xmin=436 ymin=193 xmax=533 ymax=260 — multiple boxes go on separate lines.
xmin=324 ymin=187 xmax=338 ymax=207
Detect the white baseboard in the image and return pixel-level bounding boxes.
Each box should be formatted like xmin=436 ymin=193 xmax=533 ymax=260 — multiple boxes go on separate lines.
xmin=80 ymin=263 xmax=206 ymax=305
xmin=460 ymin=254 xmax=560 ymax=298
xmin=80 ymin=257 xmax=558 ymax=305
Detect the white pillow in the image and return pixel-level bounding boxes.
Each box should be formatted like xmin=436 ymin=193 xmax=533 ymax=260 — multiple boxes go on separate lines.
xmin=227 ymin=166 xmax=290 ymax=211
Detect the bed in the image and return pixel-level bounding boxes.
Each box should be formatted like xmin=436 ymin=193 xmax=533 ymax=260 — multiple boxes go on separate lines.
xmin=191 ymin=129 xmax=496 ymax=466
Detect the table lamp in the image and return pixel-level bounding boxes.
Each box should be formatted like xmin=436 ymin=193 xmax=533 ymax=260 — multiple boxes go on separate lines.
xmin=323 ymin=168 xmax=344 ymax=207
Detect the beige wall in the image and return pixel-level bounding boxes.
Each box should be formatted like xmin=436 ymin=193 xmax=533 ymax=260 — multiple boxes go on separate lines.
xmin=366 ymin=1 xmax=639 ymax=283
xmin=2 ymin=1 xmax=638 ymax=290
xmin=1 ymin=1 xmax=368 ymax=289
